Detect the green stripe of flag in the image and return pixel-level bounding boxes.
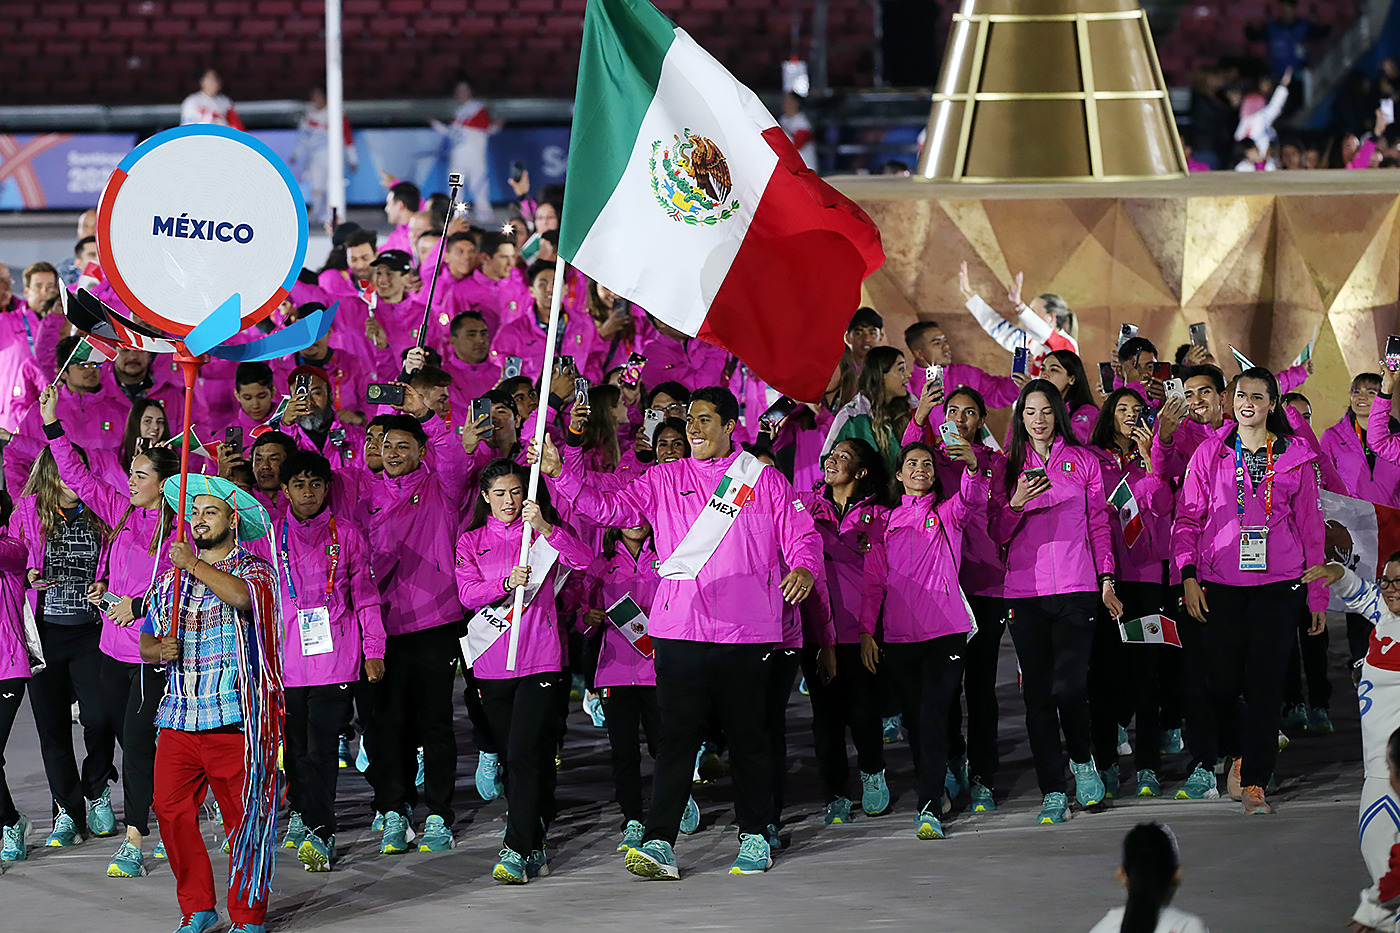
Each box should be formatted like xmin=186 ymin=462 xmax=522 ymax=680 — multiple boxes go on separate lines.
xmin=559 ymin=0 xmax=676 ymax=260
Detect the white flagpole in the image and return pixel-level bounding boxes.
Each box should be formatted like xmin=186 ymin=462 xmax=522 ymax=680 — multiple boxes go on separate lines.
xmin=507 ymin=253 xmax=568 ymax=671
xmin=325 ymin=0 xmax=347 ymax=222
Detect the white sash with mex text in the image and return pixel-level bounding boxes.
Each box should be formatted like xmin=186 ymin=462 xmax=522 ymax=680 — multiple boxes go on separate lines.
xmin=461 ymin=535 xmax=569 ymax=667
xmin=658 ymin=452 xmax=767 ymax=581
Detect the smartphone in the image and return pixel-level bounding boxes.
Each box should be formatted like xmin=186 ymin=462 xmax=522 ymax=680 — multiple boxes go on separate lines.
xmin=574 ymin=376 xmax=591 ymax=409
xmin=470 ymin=397 xmax=494 ymax=436
xmin=1151 ymin=361 xmax=1172 ymax=382
xmin=620 ymin=352 xmax=647 ymax=388
xmin=1189 ymin=322 xmax=1209 ymax=349
xmin=556 ymin=355 xmax=576 ymax=375
xmin=328 ymin=427 xmax=346 ymax=448
xmin=30 ymin=578 xmax=55 ymax=590
xmin=1164 ymin=377 xmax=1186 ymax=401
xmin=1098 ymin=361 xmax=1116 ymax=396
xmin=224 ymin=426 xmax=243 ymax=457
xmin=1023 ymin=467 xmax=1049 ymax=483
xmin=1137 ymin=409 xmax=1158 ymax=430
xmin=759 ymin=396 xmax=800 ymax=430
xmin=509 ymin=160 xmax=527 ymax=183
xmin=1387 ymin=335 xmax=1400 ymax=372
xmin=293 ymin=373 xmax=312 ymax=397
xmin=642 ymin=407 xmax=666 ymax=441
xmin=502 ymin=355 xmax=523 ymax=380
xmin=366 ymin=383 xmax=406 ymax=407
xmin=1117 ymin=323 xmax=1138 ymax=350
xmin=98 ymin=591 xmax=121 ymax=613
xmin=926 ymin=364 xmax=944 ymax=393
xmin=938 ymin=420 xmax=962 ymax=448
xmin=1011 ymin=346 xmax=1029 ymax=376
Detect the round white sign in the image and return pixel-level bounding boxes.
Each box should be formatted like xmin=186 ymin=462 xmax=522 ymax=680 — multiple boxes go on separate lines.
xmin=96 ymin=126 xmax=307 ymax=336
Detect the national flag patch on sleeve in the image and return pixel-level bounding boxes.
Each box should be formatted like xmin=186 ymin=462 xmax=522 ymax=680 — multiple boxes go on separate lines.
xmin=793 ymin=499 xmax=805 ymax=511
xmin=1061 ymin=461 xmax=1075 ymax=472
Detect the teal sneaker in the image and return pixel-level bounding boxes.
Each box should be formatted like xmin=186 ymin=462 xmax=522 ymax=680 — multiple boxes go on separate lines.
xmin=1117 ymin=725 xmax=1132 ymax=756
xmin=229 ymin=925 xmax=266 ymax=933
xmin=1282 ymin=704 xmax=1308 ymax=730
xmin=298 ymin=831 xmax=334 ymax=872
xmin=944 ymin=758 xmax=969 ymax=801
xmin=970 ymin=780 xmax=996 ymax=812
xmin=370 ymin=811 xmax=385 ymax=832
xmin=1175 ymin=765 xmax=1221 ymax=800
xmin=419 ymin=815 xmax=453 ymax=852
xmin=694 ymin=744 xmax=724 ymax=783
xmin=1037 ymin=792 xmax=1069 ymax=825
xmin=46 ymin=807 xmax=81 ymax=847
xmin=282 ymin=811 xmax=306 ymax=849
xmin=493 ymin=846 xmax=528 ymax=884
xmin=798 ymin=677 xmax=809 ymax=696
xmin=173 ymin=910 xmax=219 ymax=933
xmin=569 ymin=674 xmax=585 ymax=701
xmin=525 ymin=848 xmax=550 ymax=879
xmin=414 ymin=747 xmax=425 ymax=788
xmin=476 ymin=752 xmax=502 ymax=801
xmin=1099 ymin=764 xmax=1120 ymax=801
xmin=1070 ymin=759 xmax=1105 ymax=807
xmin=583 ymin=692 xmax=607 ymax=728
xmin=1159 ymin=728 xmax=1184 ymax=756
xmin=1 ymin=815 xmax=31 ymax=861
xmin=355 ymin=740 xmax=370 ymax=773
xmin=152 ymin=840 xmax=166 ymax=860
xmin=107 ymin=837 xmax=147 ymax=877
xmin=860 ymin=770 xmax=891 ymax=815
xmin=1307 ymin=707 xmax=1334 ymax=735
xmin=915 ymin=807 xmax=944 ymax=840
xmin=1135 ymin=769 xmax=1161 ymax=798
xmin=88 ymin=788 xmax=116 ymax=837
xmin=618 ymin=819 xmax=645 ymax=852
xmin=380 ymin=810 xmax=412 ymax=854
xmin=728 ymin=833 xmax=772 ymax=875
xmin=625 ymin=838 xmax=679 ymax=880
xmin=824 ymin=797 xmax=852 ymax=825
xmin=882 ymin=716 xmax=903 ymax=743
xmin=764 ymin=823 xmax=782 ymax=853
xmin=337 ymin=735 xmax=351 ymax=769
xmin=679 ymin=795 xmax=700 ymax=835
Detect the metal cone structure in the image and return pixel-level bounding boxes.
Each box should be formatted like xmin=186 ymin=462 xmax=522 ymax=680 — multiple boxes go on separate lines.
xmin=917 ymin=0 xmax=1187 ymax=182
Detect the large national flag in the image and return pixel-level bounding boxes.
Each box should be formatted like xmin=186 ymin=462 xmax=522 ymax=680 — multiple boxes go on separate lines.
xmin=558 ymin=0 xmax=885 ymax=402
xmin=1320 ymin=490 xmax=1400 ymax=612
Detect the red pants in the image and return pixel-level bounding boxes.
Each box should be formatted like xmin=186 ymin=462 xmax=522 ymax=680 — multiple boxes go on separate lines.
xmin=152 ymin=729 xmax=266 ymax=924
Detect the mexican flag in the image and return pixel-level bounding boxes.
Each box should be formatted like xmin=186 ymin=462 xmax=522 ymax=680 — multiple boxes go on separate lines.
xmin=558 ymin=0 xmax=885 ymax=402
xmin=1108 ymin=477 xmax=1144 ymax=547
xmin=58 ymin=335 xmax=119 ymax=375
xmin=715 ymin=473 xmax=755 ymax=508
xmin=1292 ymin=323 xmax=1320 ymax=368
xmin=1119 ymin=614 xmax=1181 ymax=647
xmin=1321 ymin=490 xmax=1400 ymax=612
xmin=606 ymin=593 xmax=654 ymax=658
xmin=1229 ymin=345 xmax=1255 ymax=373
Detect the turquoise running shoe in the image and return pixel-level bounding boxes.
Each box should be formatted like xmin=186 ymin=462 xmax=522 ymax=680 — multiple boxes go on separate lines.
xmin=419 ymin=815 xmax=453 ymax=852
xmin=694 ymin=744 xmax=724 ymax=783
xmin=881 ymin=716 xmax=903 ymax=743
xmin=414 ymin=747 xmax=425 ymax=788
xmin=570 ymin=674 xmax=585 ymax=700
xmin=355 ymin=740 xmax=370 ymax=773
xmin=860 ymin=770 xmax=890 ymax=816
xmin=1158 ymin=728 xmax=1184 ymax=756
xmin=337 ymin=735 xmax=351 ymax=769
xmin=728 ymin=833 xmax=772 ymax=875
xmin=944 ymin=758 xmax=969 ymax=802
xmin=282 ymin=811 xmax=306 ymax=849
xmin=583 ymin=692 xmax=607 ymax=729
xmin=476 ymin=752 xmax=502 ymax=801
xmin=229 ymin=924 xmax=266 ymax=933
xmin=493 ymin=847 xmax=528 ymax=884
xmin=172 ymin=910 xmax=219 ymax=933
xmin=1100 ymin=764 xmax=1120 ymax=801
xmin=1 ymin=814 xmax=31 ymax=861
xmin=618 ymin=820 xmax=645 ymax=852
xmin=1116 ymin=725 xmax=1132 ymax=756
xmin=798 ymin=677 xmax=809 ymax=696
xmin=206 ymin=801 xmax=223 ymax=827
xmin=371 ymin=811 xmax=385 ymax=832
xmin=525 ymin=848 xmax=550 ymax=879
xmin=1282 ymin=704 xmax=1308 ymax=730
xmin=970 ymin=780 xmax=996 ymax=812
xmin=88 ymin=787 xmax=117 ymax=837
xmin=299 ymin=831 xmax=334 ymax=872
xmin=1037 ymin=792 xmax=1069 ymax=824
xmin=679 ymin=795 xmax=700 ymax=835
xmin=107 ymin=838 xmax=147 ymax=877
xmin=824 ymin=797 xmax=852 ymax=825
xmin=1307 ymin=707 xmax=1334 ymax=735
xmin=1135 ymin=769 xmax=1161 ymax=798
xmin=626 ymin=838 xmax=679 ymax=880
xmin=1175 ymin=765 xmax=1221 ymax=800
xmin=152 ymin=840 xmax=166 ymax=860
xmin=380 ymin=810 xmax=412 ymax=854
xmin=46 ymin=807 xmax=80 ymax=847
xmin=915 ymin=807 xmax=944 ymax=840
xmin=1070 ymin=758 xmax=1105 ymax=807
xmin=764 ymin=823 xmax=782 ymax=853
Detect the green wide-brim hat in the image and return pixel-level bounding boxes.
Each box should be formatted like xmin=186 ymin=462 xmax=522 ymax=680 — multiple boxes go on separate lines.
xmin=162 ymin=474 xmax=271 ymax=543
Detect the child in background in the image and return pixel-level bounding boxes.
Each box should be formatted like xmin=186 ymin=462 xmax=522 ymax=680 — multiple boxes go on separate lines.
xmin=1089 ymin=823 xmax=1208 ymax=933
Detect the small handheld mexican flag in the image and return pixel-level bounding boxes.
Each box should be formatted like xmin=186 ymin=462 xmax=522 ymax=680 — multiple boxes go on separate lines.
xmin=357 ymin=279 xmax=377 ymax=318
xmin=1108 ymin=477 xmax=1144 ymax=547
xmin=519 ymin=231 xmax=542 ymax=263
xmin=606 ymin=593 xmax=654 ymax=658
xmin=1229 ymin=345 xmax=1255 ymax=373
xmin=76 ymin=261 xmax=105 ymax=293
xmin=1292 ymin=324 xmax=1320 ymax=368
xmin=51 ymin=335 xmax=119 ymax=388
xmin=1119 ymin=614 xmax=1181 ymax=647
xmin=162 ymin=428 xmax=215 ymax=460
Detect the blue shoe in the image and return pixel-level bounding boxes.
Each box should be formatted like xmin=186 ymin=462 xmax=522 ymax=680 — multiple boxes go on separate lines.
xmin=694 ymin=743 xmax=724 ymax=783
xmin=338 ymin=735 xmax=352 ymax=769
xmin=1159 ymin=728 xmax=1184 ymax=756
xmin=1282 ymin=704 xmax=1308 ymax=730
xmin=728 ymin=833 xmax=772 ymax=875
xmin=355 ymin=740 xmax=370 ymax=773
xmin=88 ymin=787 xmax=117 ymax=837
xmin=494 ymin=846 xmax=528 ymax=884
xmin=764 ymin=823 xmax=782 ymax=853
xmin=970 ymin=780 xmax=996 ymax=812
xmin=152 ymin=840 xmax=166 ymax=860
xmin=282 ymin=811 xmax=306 ymax=849
xmin=860 ymin=769 xmax=890 ymax=815
xmin=298 ymin=831 xmax=334 ymax=872
xmin=1116 ymin=725 xmax=1132 ymax=756
xmin=46 ymin=807 xmax=81 ymax=847
xmin=1135 ymin=769 xmax=1161 ymax=798
xmin=418 ymin=815 xmax=453 ymax=852
xmin=618 ymin=819 xmax=645 ymax=852
xmin=107 ymin=837 xmax=147 ymax=877
xmin=525 ymin=848 xmax=550 ymax=879
xmin=625 ymin=838 xmax=679 ymax=880
xmin=679 ymin=795 xmax=700 ymax=834
xmin=229 ymin=924 xmax=266 ymax=933
xmin=414 ymin=747 xmax=425 ymax=788
xmin=1070 ymin=758 xmax=1105 ymax=807
xmin=583 ymin=692 xmax=607 ymax=728
xmin=172 ymin=910 xmax=219 ymax=933
xmin=1037 ymin=792 xmax=1069 ymax=825
xmin=798 ymin=677 xmax=809 ymax=696
xmin=476 ymin=752 xmax=502 ymax=801
xmin=370 ymin=811 xmax=385 ymax=832
xmin=380 ymin=810 xmax=411 ymax=855
xmin=881 ymin=716 xmax=903 ymax=743
xmin=944 ymin=758 xmax=969 ymax=801
xmin=1306 ymin=707 xmax=1334 ymax=735
xmin=1175 ymin=765 xmax=1221 ymax=800
xmin=915 ymin=807 xmax=944 ymax=840
xmin=1099 ymin=764 xmax=1120 ymax=801
xmin=1 ymin=814 xmax=30 ymax=861
xmin=824 ymin=797 xmax=852 ymax=825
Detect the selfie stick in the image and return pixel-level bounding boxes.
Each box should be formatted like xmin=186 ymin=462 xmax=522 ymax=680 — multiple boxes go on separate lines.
xmin=415 ymin=173 xmax=463 ymax=350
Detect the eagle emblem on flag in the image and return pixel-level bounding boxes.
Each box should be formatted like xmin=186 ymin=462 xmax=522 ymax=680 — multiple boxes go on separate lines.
xmin=649 ymin=129 xmax=740 ymax=225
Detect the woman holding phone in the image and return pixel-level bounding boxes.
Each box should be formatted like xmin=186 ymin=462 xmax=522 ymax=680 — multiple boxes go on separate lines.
xmin=991 ymin=380 xmax=1121 ymax=825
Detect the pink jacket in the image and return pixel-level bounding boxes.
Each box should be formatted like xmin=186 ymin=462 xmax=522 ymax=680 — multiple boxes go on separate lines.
xmin=638 ymin=330 xmax=731 ymax=391
xmin=909 ymin=363 xmax=1020 ymax=410
xmin=365 ymin=464 xmax=465 ymax=636
xmin=554 ymin=449 xmax=822 ymax=644
xmin=492 ymin=307 xmax=599 ymax=382
xmin=1172 ymin=425 xmax=1327 ymax=611
xmin=582 ymin=541 xmax=660 ymax=687
xmin=443 ymin=354 xmax=503 ymax=417
xmin=990 ymin=438 xmax=1115 ymax=598
xmin=1322 ymin=408 xmax=1400 ymax=509
xmin=861 ymin=469 xmax=986 ymax=642
xmin=275 ymin=509 xmax=385 ymax=687
xmin=450 ymin=270 xmax=532 ymax=332
xmin=17 ymin=385 xmax=127 ymax=453
xmin=456 ymin=515 xmax=591 ymax=679
xmin=0 ymin=299 xmax=43 ymax=431
xmin=0 ymin=530 xmax=31 ymax=681
xmin=317 ymin=268 xmax=360 ymax=301
xmin=1092 ymin=447 xmax=1173 ymax=584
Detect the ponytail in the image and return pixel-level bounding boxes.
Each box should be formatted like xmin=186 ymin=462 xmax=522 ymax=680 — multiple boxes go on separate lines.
xmin=1119 ymin=823 xmax=1180 ymax=933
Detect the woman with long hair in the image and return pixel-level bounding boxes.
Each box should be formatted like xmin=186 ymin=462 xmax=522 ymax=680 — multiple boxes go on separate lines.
xmin=1089 ymin=823 xmax=1207 ymax=933
xmin=455 ymin=459 xmax=591 ymax=884
xmin=826 ymin=346 xmax=915 ymax=476
xmin=40 ymin=387 xmax=182 ymax=876
xmin=92 ymin=399 xmax=171 ymax=488
xmin=579 ymin=384 xmax=628 ymax=474
xmin=991 ymin=379 xmax=1121 ymax=825
xmin=1173 ymin=367 xmax=1325 ymax=815
xmin=1041 ymin=349 xmax=1099 ymax=443
xmin=1087 ymin=388 xmax=1174 ymax=799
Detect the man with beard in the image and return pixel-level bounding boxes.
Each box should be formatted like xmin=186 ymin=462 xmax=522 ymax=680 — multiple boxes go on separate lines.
xmin=278 ymin=366 xmax=363 ymax=462
xmin=100 ymin=348 xmax=187 ymax=431
xmin=141 ymin=475 xmax=282 ymax=933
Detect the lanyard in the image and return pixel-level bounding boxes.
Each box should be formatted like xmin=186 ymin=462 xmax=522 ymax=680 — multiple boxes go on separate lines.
xmin=1233 ymin=432 xmax=1274 ymax=519
xmin=1354 ymin=417 xmax=1372 ymax=455
xmin=280 ymin=515 xmax=339 ymax=603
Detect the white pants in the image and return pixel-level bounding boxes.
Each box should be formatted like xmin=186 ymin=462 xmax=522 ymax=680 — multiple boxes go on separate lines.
xmin=449 ymin=132 xmax=492 ymax=221
xmin=1357 ymin=662 xmax=1400 ymax=928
